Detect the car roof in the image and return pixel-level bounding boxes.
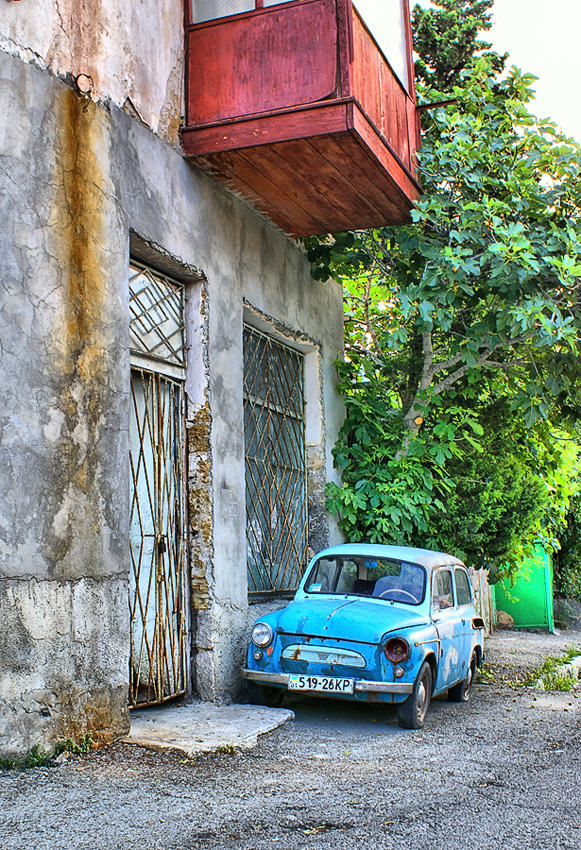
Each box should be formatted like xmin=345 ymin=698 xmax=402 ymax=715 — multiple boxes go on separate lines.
xmin=311 ymin=543 xmax=465 ymax=572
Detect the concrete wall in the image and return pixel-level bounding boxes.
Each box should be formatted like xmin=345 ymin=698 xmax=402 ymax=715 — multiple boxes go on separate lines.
xmin=0 ymin=51 xmax=132 ymax=753
xmin=199 ymin=242 xmax=344 ymax=702
xmin=0 ymin=46 xmax=344 ymax=753
xmin=0 ymin=0 xmax=184 ymax=142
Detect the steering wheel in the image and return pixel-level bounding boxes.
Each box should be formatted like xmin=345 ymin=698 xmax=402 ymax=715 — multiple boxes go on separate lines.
xmin=378 ymin=588 xmax=419 ymax=603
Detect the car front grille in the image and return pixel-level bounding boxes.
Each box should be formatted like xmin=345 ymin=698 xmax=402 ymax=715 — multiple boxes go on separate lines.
xmin=281 ymin=644 xmax=366 ymax=669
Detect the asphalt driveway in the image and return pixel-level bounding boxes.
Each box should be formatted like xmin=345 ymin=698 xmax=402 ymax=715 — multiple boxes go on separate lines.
xmin=1 ymin=629 xmax=580 ymax=850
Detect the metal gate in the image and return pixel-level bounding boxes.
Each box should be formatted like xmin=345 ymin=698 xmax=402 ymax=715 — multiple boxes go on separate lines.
xmin=244 ymin=326 xmax=308 ymax=596
xmin=128 ymin=262 xmax=187 ymax=707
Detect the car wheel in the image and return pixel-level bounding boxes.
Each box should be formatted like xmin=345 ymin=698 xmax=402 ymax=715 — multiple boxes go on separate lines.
xmin=448 ymin=654 xmax=476 ymax=702
xmin=397 ymin=660 xmax=432 ymax=729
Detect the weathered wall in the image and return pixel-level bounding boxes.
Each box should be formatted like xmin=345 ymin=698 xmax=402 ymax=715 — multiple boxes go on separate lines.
xmin=0 ymin=44 xmax=344 ymax=750
xmin=0 ymin=51 xmax=130 ymax=753
xmin=198 ymin=264 xmax=344 ymax=701
xmin=0 ymin=0 xmax=184 ymax=142
xmin=0 ymin=580 xmax=130 ymax=754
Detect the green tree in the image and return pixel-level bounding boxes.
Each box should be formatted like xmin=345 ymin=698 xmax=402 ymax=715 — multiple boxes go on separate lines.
xmin=306 ymin=2 xmax=581 ymax=572
xmin=555 ymin=493 xmax=581 ymax=601
xmin=413 ymin=0 xmax=506 ymax=90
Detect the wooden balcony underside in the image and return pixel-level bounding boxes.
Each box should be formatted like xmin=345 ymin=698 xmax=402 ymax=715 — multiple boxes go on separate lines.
xmin=182 ymin=101 xmax=419 ymax=237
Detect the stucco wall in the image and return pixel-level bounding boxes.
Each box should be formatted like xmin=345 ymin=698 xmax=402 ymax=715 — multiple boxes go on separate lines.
xmin=0 ymin=50 xmax=131 ymax=754
xmin=0 ymin=48 xmax=344 ymax=752
xmin=0 ymin=0 xmax=184 ymax=142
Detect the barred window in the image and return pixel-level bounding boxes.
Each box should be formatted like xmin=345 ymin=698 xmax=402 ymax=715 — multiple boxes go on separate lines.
xmin=243 ymin=326 xmax=307 ymax=596
xmin=129 ymin=261 xmax=186 ymax=374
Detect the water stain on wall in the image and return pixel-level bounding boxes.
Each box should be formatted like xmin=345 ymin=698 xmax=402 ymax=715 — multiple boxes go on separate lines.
xmin=53 ymin=682 xmax=130 ymax=745
xmin=43 ymin=84 xmax=115 ymax=577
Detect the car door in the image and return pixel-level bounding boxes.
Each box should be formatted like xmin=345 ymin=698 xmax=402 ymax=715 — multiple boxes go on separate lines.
xmin=454 ymin=567 xmax=476 ymax=679
xmin=432 ymin=568 xmax=464 ymax=692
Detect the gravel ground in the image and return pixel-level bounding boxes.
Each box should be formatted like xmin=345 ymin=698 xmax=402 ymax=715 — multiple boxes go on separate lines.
xmin=1 ymin=629 xmax=580 ymax=850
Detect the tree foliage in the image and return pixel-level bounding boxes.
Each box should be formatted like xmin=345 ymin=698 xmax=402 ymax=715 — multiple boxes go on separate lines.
xmin=413 ymin=0 xmax=506 ymax=90
xmin=305 ymin=1 xmax=581 ymax=573
xmin=555 ymin=493 xmax=581 ymax=601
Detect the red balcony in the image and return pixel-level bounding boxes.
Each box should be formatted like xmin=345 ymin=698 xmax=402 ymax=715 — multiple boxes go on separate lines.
xmin=181 ymin=0 xmax=421 ymax=236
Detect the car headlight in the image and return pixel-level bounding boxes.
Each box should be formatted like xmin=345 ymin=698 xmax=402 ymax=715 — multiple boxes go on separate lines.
xmin=384 ymin=637 xmax=410 ymax=663
xmin=251 ymin=622 xmax=274 ymax=648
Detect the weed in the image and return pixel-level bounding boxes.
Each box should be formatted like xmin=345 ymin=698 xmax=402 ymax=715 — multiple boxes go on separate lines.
xmin=0 ymin=734 xmax=93 ymax=771
xmin=216 ymin=744 xmax=236 ymax=755
xmin=542 ymin=672 xmax=577 ymax=692
xmin=53 ymin=734 xmax=93 ymax=757
xmin=523 ymin=645 xmax=581 ymax=691
xmin=0 ymin=744 xmax=53 ymax=771
xmin=25 ymin=744 xmax=54 ymax=767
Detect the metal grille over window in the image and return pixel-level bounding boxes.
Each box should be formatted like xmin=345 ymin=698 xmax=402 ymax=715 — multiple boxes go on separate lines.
xmin=129 ymin=262 xmax=186 ymax=370
xmin=244 ymin=326 xmax=308 ymax=596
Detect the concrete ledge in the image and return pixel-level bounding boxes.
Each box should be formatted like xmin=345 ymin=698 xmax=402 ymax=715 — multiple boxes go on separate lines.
xmin=121 ymin=700 xmax=294 ymax=757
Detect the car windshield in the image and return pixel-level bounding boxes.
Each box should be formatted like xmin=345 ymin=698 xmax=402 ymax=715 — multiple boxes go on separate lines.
xmin=305 ymin=555 xmax=426 ymax=605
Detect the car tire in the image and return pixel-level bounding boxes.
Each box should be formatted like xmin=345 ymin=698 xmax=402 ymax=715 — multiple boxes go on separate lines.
xmin=448 ymin=654 xmax=476 ymax=702
xmin=397 ymin=660 xmax=432 ymax=729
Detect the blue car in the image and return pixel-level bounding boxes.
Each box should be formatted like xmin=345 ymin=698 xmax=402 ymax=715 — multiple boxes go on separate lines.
xmin=242 ymin=544 xmax=485 ymax=728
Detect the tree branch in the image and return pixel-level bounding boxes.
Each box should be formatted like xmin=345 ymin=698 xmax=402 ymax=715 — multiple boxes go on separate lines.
xmin=431 ymin=332 xmax=537 ymax=397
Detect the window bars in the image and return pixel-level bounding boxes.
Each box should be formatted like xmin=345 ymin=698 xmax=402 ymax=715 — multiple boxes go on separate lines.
xmin=129 ymin=262 xmax=186 ymax=370
xmin=128 ymin=262 xmax=187 ymax=707
xmin=129 ymin=370 xmax=187 ymax=707
xmin=244 ymin=326 xmax=308 ymax=596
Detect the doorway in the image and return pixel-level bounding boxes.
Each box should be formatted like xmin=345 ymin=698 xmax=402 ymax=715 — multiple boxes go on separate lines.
xmin=128 ymin=262 xmax=188 ymax=707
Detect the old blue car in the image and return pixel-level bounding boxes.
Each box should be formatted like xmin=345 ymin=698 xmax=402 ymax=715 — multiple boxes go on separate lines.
xmin=242 ymin=544 xmax=485 ymax=728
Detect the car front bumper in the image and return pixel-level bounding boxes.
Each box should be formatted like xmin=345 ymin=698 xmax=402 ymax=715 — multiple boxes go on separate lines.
xmin=241 ymin=667 xmax=414 ymax=695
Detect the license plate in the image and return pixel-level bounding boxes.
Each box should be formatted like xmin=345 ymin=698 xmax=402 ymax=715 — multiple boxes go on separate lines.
xmin=288 ymin=675 xmax=354 ymax=694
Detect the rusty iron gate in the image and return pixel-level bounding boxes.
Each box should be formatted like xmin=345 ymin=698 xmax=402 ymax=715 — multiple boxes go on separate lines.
xmin=128 ymin=262 xmax=187 ymax=707
xmin=243 ymin=326 xmax=308 ymax=596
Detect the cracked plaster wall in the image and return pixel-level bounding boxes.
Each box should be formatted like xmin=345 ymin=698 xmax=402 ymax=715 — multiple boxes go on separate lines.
xmin=0 ymin=579 xmax=130 ymax=755
xmin=0 ymin=0 xmax=184 ymax=142
xmin=0 ymin=64 xmax=128 ymax=586
xmin=0 ymin=50 xmax=130 ymax=754
xmin=0 ymin=43 xmax=343 ymax=751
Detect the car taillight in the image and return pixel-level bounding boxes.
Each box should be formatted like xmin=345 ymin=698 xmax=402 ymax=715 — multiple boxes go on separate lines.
xmin=384 ymin=637 xmax=410 ymax=663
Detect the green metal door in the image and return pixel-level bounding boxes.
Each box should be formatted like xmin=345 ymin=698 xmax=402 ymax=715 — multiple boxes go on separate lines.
xmin=494 ymin=547 xmax=554 ymax=632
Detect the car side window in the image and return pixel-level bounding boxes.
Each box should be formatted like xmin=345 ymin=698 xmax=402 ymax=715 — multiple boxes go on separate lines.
xmin=432 ymin=569 xmax=454 ymax=613
xmin=455 ymin=568 xmax=472 ymax=606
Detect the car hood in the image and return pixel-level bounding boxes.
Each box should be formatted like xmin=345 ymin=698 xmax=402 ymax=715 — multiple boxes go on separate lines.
xmin=275 ymin=596 xmax=429 ymax=644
